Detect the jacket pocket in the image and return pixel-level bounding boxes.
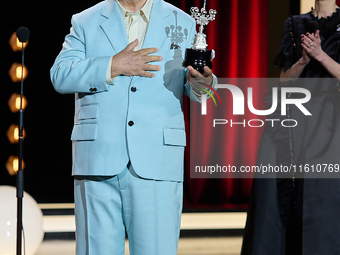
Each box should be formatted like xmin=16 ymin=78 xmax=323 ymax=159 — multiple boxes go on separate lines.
xmin=71 ymin=123 xmax=98 ymax=141
xmin=79 ymin=104 xmax=98 ymax=120
xmin=163 ymin=128 xmax=186 ymax=146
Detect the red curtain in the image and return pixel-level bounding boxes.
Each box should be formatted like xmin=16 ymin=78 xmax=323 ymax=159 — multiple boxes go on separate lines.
xmin=182 ymin=0 xmax=268 ymax=209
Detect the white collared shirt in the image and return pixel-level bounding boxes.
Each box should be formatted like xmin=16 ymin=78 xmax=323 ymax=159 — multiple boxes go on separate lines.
xmin=106 ymin=0 xmax=154 ymax=84
xmin=116 ymin=0 xmax=153 ymax=50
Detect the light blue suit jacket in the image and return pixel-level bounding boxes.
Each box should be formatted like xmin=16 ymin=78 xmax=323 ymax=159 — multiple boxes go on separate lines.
xmin=50 ymin=0 xmax=200 ymax=181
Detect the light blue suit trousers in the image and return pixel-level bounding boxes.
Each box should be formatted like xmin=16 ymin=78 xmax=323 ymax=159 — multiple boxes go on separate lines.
xmin=74 ymin=162 xmax=183 ymax=255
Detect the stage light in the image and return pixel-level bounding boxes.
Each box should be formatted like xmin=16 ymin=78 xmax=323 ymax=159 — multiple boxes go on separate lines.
xmin=8 ymin=63 xmax=28 ymax=83
xmin=6 ymin=124 xmax=26 ymax=144
xmin=8 ymin=93 xmax=28 ymax=113
xmin=5 ymin=156 xmax=25 ymax=176
xmin=0 ymin=186 xmax=44 ymax=255
xmin=9 ymin=32 xmax=28 ymax=52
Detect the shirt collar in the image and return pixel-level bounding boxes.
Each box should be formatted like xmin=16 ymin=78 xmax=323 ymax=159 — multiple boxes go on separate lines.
xmin=116 ymin=0 xmax=153 ymax=21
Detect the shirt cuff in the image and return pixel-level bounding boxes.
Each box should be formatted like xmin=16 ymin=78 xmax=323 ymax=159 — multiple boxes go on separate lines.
xmin=192 ymin=87 xmax=211 ymax=101
xmin=106 ymin=57 xmax=116 ymax=85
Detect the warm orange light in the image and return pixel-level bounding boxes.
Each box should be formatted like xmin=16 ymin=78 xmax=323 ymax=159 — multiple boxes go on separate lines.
xmin=8 ymin=93 xmax=28 ymax=112
xmin=6 ymin=124 xmax=26 ymax=144
xmin=14 ymin=158 xmax=19 ymax=171
xmin=9 ymin=63 xmax=28 ymax=82
xmin=9 ymin=32 xmax=28 ymax=51
xmin=5 ymin=155 xmax=25 ymax=175
xmin=16 ymin=66 xmax=25 ymax=78
xmin=16 ymin=97 xmax=21 ymax=109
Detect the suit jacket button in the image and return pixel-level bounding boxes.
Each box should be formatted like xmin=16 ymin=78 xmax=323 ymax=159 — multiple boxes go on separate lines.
xmin=128 ymin=121 xmax=134 ymax=127
xmin=131 ymin=86 xmax=137 ymax=92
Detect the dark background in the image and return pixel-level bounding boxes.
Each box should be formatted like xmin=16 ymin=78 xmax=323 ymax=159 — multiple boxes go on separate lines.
xmin=1 ymin=0 xmax=295 ymax=205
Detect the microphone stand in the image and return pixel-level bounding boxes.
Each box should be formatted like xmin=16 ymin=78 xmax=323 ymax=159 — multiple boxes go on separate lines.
xmin=16 ymin=27 xmax=29 ymax=255
xmin=16 ymin=41 xmax=25 ymax=255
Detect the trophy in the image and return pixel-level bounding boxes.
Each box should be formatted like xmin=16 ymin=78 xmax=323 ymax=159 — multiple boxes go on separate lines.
xmin=183 ymin=0 xmax=217 ymax=73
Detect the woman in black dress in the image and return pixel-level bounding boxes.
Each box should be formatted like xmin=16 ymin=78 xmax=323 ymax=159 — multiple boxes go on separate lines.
xmin=242 ymin=0 xmax=340 ymax=254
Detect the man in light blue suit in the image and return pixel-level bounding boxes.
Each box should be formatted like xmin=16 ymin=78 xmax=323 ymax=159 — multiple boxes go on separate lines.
xmin=50 ymin=0 xmax=214 ymax=254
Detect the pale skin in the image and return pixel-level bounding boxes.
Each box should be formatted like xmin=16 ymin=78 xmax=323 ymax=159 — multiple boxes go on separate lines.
xmin=111 ymin=0 xmax=213 ymax=92
xmin=280 ymin=0 xmax=340 ymax=80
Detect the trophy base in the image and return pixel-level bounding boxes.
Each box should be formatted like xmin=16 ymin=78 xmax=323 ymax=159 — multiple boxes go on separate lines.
xmin=183 ymin=48 xmax=213 ymax=74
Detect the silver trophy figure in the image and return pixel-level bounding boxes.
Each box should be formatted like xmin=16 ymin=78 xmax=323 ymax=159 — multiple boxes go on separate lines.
xmin=183 ymin=0 xmax=217 ymax=73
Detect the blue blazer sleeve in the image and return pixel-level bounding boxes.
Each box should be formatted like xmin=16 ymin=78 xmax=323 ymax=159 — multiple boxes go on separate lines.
xmin=50 ymin=15 xmax=111 ymax=95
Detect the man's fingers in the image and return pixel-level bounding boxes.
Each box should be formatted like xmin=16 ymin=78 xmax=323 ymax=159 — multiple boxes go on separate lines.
xmin=187 ymin=66 xmax=204 ymax=78
xmin=187 ymin=66 xmax=212 ymax=78
xmin=146 ymin=55 xmax=163 ymax=63
xmin=125 ymin=39 xmax=139 ymax=51
xmin=203 ymin=66 xmax=213 ymax=77
xmin=139 ymin=47 xmax=159 ymax=55
xmin=144 ymin=64 xmax=161 ymax=71
xmin=140 ymin=70 xmax=155 ymax=78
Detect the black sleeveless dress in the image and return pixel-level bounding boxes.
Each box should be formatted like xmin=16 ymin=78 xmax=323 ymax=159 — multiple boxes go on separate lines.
xmin=241 ymin=9 xmax=340 ymax=255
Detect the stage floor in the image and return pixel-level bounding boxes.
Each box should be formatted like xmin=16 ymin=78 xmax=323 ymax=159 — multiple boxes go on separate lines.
xmin=35 ymin=237 xmax=243 ymax=255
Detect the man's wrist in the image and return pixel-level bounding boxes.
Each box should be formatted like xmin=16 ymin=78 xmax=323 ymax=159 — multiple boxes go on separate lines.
xmin=192 ymin=87 xmax=203 ymax=94
xmin=192 ymin=87 xmax=212 ymax=98
xmin=110 ymin=56 xmax=122 ymax=78
xmin=192 ymin=88 xmax=203 ymax=98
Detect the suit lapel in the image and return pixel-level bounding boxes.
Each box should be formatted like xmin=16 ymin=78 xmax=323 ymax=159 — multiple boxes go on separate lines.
xmin=131 ymin=0 xmax=172 ymax=84
xmin=142 ymin=0 xmax=171 ymax=49
xmin=100 ymin=0 xmax=129 ymax=54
